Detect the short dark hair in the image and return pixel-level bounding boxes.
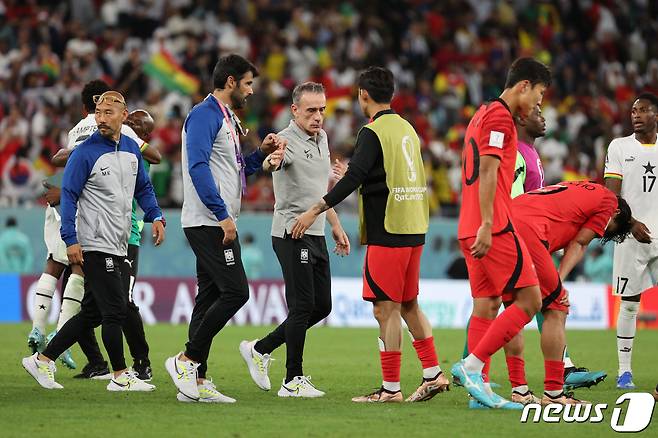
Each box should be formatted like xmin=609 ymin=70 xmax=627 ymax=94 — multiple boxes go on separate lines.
xmin=212 ymin=54 xmax=259 ymax=90
xmin=81 ymin=80 xmax=111 ymax=113
xmin=357 ymin=67 xmax=394 ymax=104
xmin=6 ymin=217 xmax=17 ymax=227
xmin=504 ymin=57 xmax=552 ymax=89
xmin=636 ymin=92 xmax=658 ymax=112
xmin=602 ymin=196 xmax=633 ymax=244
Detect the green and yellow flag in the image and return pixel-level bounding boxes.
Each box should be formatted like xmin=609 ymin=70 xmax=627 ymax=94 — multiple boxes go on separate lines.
xmin=143 ymin=50 xmax=200 ymax=95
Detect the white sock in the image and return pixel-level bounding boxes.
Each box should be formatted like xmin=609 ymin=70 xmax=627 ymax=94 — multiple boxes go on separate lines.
xmin=382 ymin=381 xmax=400 ymax=392
xmin=512 ymin=384 xmax=529 ymax=394
xmin=463 ymin=353 xmax=485 ymax=374
xmin=617 ymin=300 xmax=639 ymax=374
xmin=562 ymin=346 xmax=575 ymax=368
xmin=32 ymin=273 xmax=57 ymax=332
xmin=423 ymin=365 xmax=441 ymax=380
xmin=545 ymin=389 xmax=562 ymax=398
xmin=56 ymin=274 xmax=84 ymax=331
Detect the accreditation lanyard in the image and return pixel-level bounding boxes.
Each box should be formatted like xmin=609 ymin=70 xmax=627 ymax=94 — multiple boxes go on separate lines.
xmin=215 ymin=98 xmax=246 ymax=195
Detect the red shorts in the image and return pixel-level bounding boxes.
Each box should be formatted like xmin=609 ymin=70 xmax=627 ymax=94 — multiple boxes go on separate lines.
xmin=515 ymin=221 xmax=569 ymax=313
xmin=460 ymin=228 xmax=538 ymax=299
xmin=362 ymin=245 xmax=423 ymax=303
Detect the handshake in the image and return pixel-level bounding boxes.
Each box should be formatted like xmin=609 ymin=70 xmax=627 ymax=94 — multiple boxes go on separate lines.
xmin=261 ymin=133 xmax=287 ymax=171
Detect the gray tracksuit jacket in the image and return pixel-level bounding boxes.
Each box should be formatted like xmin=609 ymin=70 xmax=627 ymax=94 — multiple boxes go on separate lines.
xmin=60 ymin=131 xmax=162 ymax=257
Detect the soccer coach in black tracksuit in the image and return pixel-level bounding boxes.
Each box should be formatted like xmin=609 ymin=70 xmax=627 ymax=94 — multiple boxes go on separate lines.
xmin=239 ymin=82 xmax=350 ymax=398
xmin=22 ymin=91 xmax=165 ymax=392
xmin=164 ymin=54 xmax=284 ymax=403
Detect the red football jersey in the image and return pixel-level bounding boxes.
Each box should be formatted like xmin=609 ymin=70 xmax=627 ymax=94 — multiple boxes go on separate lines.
xmin=512 ymin=181 xmax=618 ymax=252
xmin=458 ymin=99 xmax=518 ymax=239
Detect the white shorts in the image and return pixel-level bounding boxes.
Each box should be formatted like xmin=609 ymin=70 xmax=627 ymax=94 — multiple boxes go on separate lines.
xmin=44 ymin=205 xmax=69 ymax=266
xmin=612 ymin=237 xmax=658 ymax=296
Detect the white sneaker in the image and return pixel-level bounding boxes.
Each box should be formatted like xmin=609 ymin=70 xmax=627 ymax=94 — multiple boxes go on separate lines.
xmin=277 ymin=376 xmax=325 ymax=398
xmin=107 ymin=369 xmax=156 ymax=392
xmin=176 ymin=379 xmax=236 ymax=403
xmin=239 ymin=339 xmax=272 ymax=390
xmin=165 ymin=353 xmax=200 ymax=400
xmin=22 ymin=353 xmax=63 ymax=389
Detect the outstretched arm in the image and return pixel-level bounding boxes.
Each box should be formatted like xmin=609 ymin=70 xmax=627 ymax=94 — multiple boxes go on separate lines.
xmin=52 ymin=148 xmax=72 ymax=167
xmin=142 ymin=144 xmax=162 ymax=164
xmin=291 ymin=129 xmax=380 ymax=238
xmin=558 ymin=228 xmax=597 ymax=281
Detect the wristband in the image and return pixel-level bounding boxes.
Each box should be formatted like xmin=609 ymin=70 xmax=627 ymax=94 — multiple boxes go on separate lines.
xmin=154 ymin=216 xmax=166 ymax=227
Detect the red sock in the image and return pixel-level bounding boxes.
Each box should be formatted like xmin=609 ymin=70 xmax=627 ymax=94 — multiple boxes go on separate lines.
xmin=472 ymin=304 xmax=532 ymax=363
xmin=544 ymin=360 xmax=564 ymax=392
xmin=412 ymin=337 xmax=439 ymax=369
xmin=468 ymin=315 xmax=493 ymax=381
xmin=482 ymin=359 xmax=491 ymax=383
xmin=506 ymin=355 xmax=527 ymax=388
xmin=380 ymin=351 xmax=401 ymax=383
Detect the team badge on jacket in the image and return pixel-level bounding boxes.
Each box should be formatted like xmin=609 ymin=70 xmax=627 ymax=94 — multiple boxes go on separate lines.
xmin=224 ymin=249 xmax=235 ymax=266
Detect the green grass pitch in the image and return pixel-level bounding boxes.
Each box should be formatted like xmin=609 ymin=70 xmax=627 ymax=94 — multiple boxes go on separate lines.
xmin=1 ymin=323 xmax=656 ymax=437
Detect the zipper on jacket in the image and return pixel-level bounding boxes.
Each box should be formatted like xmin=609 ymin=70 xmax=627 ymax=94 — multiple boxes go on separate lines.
xmin=116 ymin=140 xmax=129 ymax=253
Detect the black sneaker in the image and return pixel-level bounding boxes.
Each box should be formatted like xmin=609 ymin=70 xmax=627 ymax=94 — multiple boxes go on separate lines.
xmin=73 ymin=361 xmax=111 ymax=379
xmin=134 ymin=360 xmax=152 ymax=381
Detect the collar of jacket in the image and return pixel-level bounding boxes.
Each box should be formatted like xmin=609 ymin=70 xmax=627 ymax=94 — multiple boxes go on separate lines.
xmin=91 ymin=130 xmax=123 ymax=148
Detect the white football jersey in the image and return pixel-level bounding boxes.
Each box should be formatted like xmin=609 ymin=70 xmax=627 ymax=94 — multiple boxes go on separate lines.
xmin=66 ymin=114 xmax=144 ymax=149
xmin=605 ymin=133 xmax=658 ymax=234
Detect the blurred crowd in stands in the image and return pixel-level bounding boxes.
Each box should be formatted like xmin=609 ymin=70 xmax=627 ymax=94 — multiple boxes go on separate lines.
xmin=0 ymin=0 xmax=657 ymax=219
